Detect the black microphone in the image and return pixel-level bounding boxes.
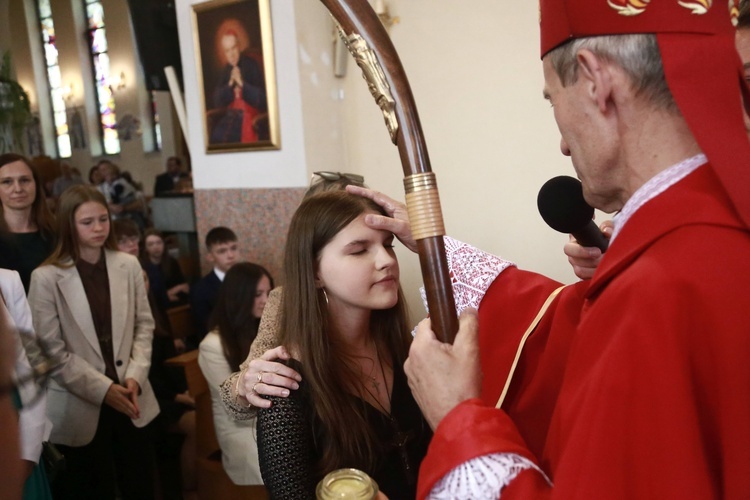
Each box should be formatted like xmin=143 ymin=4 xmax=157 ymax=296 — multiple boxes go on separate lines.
xmin=537 ymin=176 xmax=609 ymax=252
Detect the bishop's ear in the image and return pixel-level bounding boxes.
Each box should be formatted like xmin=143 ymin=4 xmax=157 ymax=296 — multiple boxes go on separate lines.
xmin=576 ymin=49 xmax=613 ymax=113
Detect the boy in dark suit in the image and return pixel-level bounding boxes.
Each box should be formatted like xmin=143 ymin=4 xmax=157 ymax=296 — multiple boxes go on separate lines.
xmin=189 ymin=227 xmax=239 ymax=347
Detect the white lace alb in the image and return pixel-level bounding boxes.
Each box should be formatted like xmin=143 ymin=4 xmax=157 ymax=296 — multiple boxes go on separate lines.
xmin=420 ymin=236 xmax=515 ymax=318
xmin=428 ymin=453 xmax=550 ymax=499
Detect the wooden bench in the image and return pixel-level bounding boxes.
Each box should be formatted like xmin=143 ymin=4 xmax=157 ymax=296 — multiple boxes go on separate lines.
xmin=165 ymin=351 xmax=268 ymax=500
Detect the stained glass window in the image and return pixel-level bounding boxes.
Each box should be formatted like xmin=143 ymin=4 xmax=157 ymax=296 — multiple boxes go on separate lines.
xmin=85 ymin=0 xmax=119 ymax=155
xmin=36 ymin=0 xmax=71 ymax=158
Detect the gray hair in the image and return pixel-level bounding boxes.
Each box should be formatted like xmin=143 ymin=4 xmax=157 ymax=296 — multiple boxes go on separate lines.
xmin=546 ymin=34 xmax=678 ymax=112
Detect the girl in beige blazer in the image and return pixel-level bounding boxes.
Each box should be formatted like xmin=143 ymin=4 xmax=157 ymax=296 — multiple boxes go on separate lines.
xmin=28 ymin=186 xmax=158 ymax=500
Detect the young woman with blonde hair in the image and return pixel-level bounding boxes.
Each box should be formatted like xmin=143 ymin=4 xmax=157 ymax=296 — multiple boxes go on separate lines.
xmin=28 ymin=185 xmax=158 ymax=499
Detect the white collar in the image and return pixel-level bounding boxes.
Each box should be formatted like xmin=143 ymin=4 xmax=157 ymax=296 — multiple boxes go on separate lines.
xmin=213 ymin=268 xmax=226 ymax=282
xmin=611 ymin=154 xmax=707 ymax=243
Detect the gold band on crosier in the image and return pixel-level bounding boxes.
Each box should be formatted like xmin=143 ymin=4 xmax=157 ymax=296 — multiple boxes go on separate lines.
xmin=404 ymin=173 xmax=446 ymax=241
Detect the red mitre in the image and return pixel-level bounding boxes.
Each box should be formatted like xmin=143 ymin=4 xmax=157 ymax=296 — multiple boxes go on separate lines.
xmin=539 ymin=0 xmax=750 ymax=229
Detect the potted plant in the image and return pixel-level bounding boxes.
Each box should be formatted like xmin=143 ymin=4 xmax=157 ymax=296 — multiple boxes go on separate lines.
xmin=0 ymin=51 xmax=33 ymax=154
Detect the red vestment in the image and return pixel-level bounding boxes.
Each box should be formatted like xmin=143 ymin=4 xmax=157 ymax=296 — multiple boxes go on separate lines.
xmin=230 ymin=87 xmax=260 ymax=143
xmin=418 ymin=165 xmax=750 ymax=498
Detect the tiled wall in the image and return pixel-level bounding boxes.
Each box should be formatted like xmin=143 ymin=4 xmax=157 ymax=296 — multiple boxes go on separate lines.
xmin=193 ymin=187 xmax=307 ymax=283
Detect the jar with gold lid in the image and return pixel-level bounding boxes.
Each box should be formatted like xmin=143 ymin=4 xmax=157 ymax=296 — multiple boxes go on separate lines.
xmin=316 ymin=468 xmax=379 ymax=500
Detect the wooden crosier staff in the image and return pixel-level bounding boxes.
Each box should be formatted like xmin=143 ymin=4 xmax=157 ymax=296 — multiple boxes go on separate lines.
xmin=318 ymin=0 xmax=459 ymax=342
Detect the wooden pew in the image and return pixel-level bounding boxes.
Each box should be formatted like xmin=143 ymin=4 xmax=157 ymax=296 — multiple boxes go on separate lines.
xmin=165 ymin=351 xmax=267 ymax=500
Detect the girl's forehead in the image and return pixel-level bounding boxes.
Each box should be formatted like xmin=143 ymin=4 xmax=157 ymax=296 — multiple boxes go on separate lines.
xmin=75 ymin=201 xmax=107 ymax=216
xmin=334 ymin=212 xmax=387 ymax=239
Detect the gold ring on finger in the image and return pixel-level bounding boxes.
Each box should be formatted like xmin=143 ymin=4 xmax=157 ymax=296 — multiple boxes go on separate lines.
xmin=257 ymin=371 xmax=263 ymax=383
xmin=252 ymin=382 xmax=260 ymax=394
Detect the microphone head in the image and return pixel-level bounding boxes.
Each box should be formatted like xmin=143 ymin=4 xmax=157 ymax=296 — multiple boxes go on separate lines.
xmin=537 ymin=176 xmax=594 ymax=233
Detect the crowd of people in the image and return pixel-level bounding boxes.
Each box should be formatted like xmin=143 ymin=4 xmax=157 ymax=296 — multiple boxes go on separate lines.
xmin=2 ymin=0 xmax=750 ymax=499
xmin=0 ymin=152 xmax=266 ymax=499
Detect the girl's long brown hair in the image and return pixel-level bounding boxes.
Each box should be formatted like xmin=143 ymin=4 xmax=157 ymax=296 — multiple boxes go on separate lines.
xmin=209 ymin=262 xmax=274 ymax=371
xmin=280 ymin=190 xmax=412 ymax=475
xmin=42 ymin=185 xmax=117 ymax=268
xmin=0 ymin=154 xmax=56 ymax=240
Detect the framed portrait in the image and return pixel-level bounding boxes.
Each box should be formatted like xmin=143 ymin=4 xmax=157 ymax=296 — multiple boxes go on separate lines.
xmin=192 ymin=0 xmax=280 ymax=152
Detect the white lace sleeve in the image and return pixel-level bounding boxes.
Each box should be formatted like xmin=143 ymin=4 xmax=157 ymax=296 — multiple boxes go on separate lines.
xmin=420 ymin=236 xmax=515 ymax=317
xmin=427 ymin=453 xmax=550 ymax=499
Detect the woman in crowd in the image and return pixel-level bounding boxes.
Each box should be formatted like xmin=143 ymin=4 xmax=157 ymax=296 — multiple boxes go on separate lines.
xmin=28 ymin=185 xmax=158 ymax=499
xmin=254 ymin=190 xmax=431 ymax=499
xmin=141 ymin=229 xmax=190 ymax=315
xmin=0 ymin=154 xmax=56 ymax=292
xmin=88 ymin=164 xmax=110 ymax=201
xmin=198 ymin=262 xmax=273 ymax=485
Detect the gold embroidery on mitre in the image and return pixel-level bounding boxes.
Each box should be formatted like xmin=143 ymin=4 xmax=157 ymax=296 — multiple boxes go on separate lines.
xmin=607 ymin=0 xmax=651 ymax=16
xmin=729 ymin=0 xmax=740 ymax=26
xmin=678 ymin=0 xmax=712 ymax=14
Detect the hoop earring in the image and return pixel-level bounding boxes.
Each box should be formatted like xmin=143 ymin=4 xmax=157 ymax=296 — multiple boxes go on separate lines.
xmin=321 ymin=288 xmax=329 ymax=306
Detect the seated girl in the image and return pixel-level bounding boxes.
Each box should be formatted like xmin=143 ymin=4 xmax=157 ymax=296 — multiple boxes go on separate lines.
xmin=198 ymin=262 xmax=273 ymax=485
xmin=254 ymin=191 xmax=431 ymax=499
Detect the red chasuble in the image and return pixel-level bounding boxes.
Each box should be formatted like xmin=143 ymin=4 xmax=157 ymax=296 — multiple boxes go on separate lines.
xmin=418 ymin=165 xmax=750 ymax=499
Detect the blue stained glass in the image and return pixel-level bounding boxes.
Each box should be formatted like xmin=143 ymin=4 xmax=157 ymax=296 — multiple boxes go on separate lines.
xmin=37 ymin=0 xmax=51 ymax=18
xmin=87 ymin=3 xmax=104 ymax=29
xmin=36 ymin=0 xmax=76 ymax=157
xmin=84 ymin=0 xmax=120 ymax=154
xmin=91 ymin=28 xmax=107 ymax=53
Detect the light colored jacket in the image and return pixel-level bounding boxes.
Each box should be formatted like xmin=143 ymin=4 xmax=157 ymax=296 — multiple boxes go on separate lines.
xmin=28 ymin=250 xmax=158 ymax=446
xmin=199 ymin=331 xmax=262 ymax=485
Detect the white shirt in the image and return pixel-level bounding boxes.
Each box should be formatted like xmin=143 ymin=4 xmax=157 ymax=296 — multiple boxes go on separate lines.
xmin=214 ymin=268 xmax=226 ymax=282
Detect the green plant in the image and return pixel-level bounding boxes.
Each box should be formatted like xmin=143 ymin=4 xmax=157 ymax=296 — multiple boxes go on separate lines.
xmin=0 ymin=51 xmax=32 ymax=154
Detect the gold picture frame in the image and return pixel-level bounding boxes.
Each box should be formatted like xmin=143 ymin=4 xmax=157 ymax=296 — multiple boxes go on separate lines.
xmin=192 ymin=0 xmax=280 ymax=152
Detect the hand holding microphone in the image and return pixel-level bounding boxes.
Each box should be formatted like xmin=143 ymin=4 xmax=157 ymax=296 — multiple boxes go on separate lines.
xmin=537 ymin=176 xmax=610 ymax=252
